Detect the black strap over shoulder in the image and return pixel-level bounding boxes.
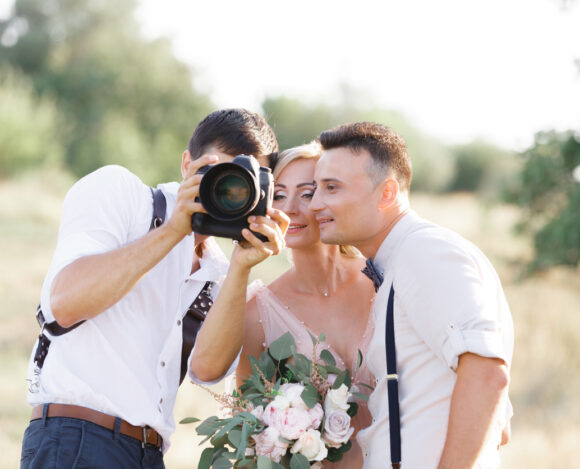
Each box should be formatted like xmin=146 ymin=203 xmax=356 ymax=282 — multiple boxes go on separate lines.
xmin=149 ymin=187 xmax=167 ymax=230
xmin=33 ymin=187 xmax=169 ymax=370
xmin=179 ymin=281 xmax=215 ymax=385
xmin=385 ymin=284 xmax=402 ymax=468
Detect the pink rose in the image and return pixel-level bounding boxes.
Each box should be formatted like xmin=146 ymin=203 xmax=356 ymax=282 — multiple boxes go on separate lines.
xmin=322 ymin=410 xmax=354 ymax=448
xmin=263 ymin=403 xmax=313 ymax=440
xmin=308 ymin=403 xmax=324 ymax=430
xmin=252 ymin=426 xmax=289 ymax=463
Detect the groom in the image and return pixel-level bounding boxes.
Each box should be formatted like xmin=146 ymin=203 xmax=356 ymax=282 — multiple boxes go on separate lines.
xmin=310 ymin=122 xmax=513 ymax=468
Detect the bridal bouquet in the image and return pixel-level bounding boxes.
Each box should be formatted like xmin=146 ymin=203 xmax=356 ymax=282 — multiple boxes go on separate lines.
xmin=181 ymin=332 xmax=370 ymax=469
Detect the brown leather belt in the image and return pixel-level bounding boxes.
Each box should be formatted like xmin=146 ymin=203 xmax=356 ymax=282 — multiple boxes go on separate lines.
xmin=31 ymin=404 xmax=162 ymax=449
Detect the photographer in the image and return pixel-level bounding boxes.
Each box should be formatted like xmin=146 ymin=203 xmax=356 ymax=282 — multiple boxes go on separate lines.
xmin=20 ymin=109 xmax=288 ymax=469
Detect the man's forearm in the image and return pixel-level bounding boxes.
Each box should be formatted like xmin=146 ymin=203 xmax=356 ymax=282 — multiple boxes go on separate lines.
xmin=189 ymin=261 xmax=251 ymax=382
xmin=438 ymin=353 xmax=510 ymax=469
xmin=50 ymin=224 xmax=185 ymax=327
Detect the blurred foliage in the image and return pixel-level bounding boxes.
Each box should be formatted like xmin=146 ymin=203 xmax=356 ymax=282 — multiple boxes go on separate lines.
xmin=505 ymin=130 xmax=580 ymax=270
xmin=0 ymin=0 xmax=213 ymax=183
xmin=263 ymin=93 xmax=456 ymax=193
xmin=0 ymin=0 xmax=522 ymax=199
xmin=448 ymin=140 xmax=519 ymax=198
xmin=0 ymin=66 xmax=64 ymax=177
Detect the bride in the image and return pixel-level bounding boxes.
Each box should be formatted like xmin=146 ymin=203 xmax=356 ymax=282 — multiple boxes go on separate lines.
xmin=237 ymin=141 xmax=375 ymax=468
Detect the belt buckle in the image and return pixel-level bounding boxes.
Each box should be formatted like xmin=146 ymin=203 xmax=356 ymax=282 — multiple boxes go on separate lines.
xmin=141 ymin=427 xmax=147 ymax=448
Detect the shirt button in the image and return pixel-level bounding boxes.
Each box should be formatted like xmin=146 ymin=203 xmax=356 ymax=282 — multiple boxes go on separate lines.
xmin=177 ymin=320 xmax=182 ymax=326
xmin=159 ymin=398 xmax=163 ymax=404
xmin=160 ymin=361 xmax=165 ymax=367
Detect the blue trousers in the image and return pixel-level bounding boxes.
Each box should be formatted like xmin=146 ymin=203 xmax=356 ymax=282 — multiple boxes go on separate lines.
xmin=20 ymin=407 xmax=165 ymax=469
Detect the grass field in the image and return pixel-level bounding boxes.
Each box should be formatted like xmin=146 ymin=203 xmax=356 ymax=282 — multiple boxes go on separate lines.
xmin=1 ymin=170 xmax=579 ymax=468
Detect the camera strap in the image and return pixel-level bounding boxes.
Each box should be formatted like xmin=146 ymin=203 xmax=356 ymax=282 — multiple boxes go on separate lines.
xmin=32 ymin=188 xmax=175 ymax=364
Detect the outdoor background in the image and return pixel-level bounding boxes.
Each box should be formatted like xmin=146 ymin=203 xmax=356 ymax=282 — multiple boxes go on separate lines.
xmin=1 ymin=0 xmax=579 ymax=468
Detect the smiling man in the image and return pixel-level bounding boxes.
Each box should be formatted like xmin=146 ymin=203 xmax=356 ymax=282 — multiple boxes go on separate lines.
xmin=310 ymin=122 xmax=514 ymax=469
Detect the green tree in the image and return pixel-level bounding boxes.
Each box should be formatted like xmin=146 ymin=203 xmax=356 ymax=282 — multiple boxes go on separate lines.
xmin=0 ymin=67 xmax=64 ymax=177
xmin=262 ymin=92 xmax=455 ymax=193
xmin=0 ymin=0 xmax=213 ymax=182
xmin=448 ymin=140 xmax=519 ymax=197
xmin=507 ymin=130 xmax=580 ymax=269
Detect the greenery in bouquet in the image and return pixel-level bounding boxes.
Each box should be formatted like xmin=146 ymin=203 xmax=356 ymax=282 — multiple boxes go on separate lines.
xmin=181 ymin=331 xmax=371 ymax=469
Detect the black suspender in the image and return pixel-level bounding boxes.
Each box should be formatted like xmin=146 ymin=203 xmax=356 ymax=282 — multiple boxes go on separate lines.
xmin=33 ymin=186 xmax=211 ymax=386
xmin=386 ymin=284 xmax=401 ymax=468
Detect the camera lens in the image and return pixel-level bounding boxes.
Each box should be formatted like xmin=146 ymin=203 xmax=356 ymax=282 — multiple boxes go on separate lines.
xmin=212 ymin=173 xmax=251 ymax=213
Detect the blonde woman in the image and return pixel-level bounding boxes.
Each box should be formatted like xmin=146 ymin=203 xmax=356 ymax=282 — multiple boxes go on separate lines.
xmin=237 ymin=142 xmax=375 ymax=468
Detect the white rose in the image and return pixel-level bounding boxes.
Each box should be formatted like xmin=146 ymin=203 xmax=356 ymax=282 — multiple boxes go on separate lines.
xmin=250 ymin=405 xmax=264 ymax=421
xmin=322 ymin=410 xmax=354 ymax=448
xmin=324 ymin=384 xmax=350 ymax=413
xmin=291 ymin=429 xmax=328 ymax=461
xmin=279 ymin=383 xmax=307 ymax=409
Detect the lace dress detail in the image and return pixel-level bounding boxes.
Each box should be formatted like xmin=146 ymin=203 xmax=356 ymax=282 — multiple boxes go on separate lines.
xmin=252 ymin=281 xmax=374 ymax=469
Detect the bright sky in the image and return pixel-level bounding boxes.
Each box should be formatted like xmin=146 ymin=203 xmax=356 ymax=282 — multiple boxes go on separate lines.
xmin=2 ymin=0 xmax=580 ymax=150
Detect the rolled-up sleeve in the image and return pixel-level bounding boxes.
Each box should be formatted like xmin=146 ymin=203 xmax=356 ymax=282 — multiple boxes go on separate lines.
xmin=186 ymin=346 xmax=241 ymax=385
xmin=396 ymin=230 xmax=513 ymax=371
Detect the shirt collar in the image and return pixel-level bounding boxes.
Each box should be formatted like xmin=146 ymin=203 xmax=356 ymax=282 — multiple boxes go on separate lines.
xmin=373 ymin=209 xmax=421 ymax=275
xmin=190 ymin=236 xmax=229 ymax=283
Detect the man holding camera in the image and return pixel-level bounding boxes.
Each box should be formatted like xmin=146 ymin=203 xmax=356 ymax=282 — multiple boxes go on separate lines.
xmin=20 ymin=109 xmax=288 ymax=469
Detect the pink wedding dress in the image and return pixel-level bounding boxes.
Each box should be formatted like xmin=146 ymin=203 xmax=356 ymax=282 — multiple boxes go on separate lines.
xmin=251 ymin=281 xmax=375 ymax=469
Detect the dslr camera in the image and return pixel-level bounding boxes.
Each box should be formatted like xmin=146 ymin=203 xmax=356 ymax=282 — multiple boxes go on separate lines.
xmin=191 ymin=154 xmax=274 ymax=241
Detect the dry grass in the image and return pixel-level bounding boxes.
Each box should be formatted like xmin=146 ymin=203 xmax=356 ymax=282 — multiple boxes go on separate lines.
xmin=1 ymin=172 xmax=579 ymax=468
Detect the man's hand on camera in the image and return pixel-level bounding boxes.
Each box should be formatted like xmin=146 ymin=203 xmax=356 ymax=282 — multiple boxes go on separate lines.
xmin=165 ymin=153 xmax=218 ymax=239
xmin=230 ymin=208 xmax=289 ymax=270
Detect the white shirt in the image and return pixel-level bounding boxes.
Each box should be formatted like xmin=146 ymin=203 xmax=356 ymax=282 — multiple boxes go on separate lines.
xmin=357 ymin=210 xmax=514 ymax=469
xmin=26 ymin=165 xmax=237 ymax=452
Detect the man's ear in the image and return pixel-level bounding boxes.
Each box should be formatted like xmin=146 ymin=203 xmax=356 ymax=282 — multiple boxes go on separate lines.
xmin=181 ymin=150 xmax=192 ymax=179
xmin=379 ymin=178 xmax=399 ymax=209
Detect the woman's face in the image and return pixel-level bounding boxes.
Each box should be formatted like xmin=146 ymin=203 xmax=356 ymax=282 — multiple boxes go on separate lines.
xmin=273 ymin=158 xmax=320 ymax=248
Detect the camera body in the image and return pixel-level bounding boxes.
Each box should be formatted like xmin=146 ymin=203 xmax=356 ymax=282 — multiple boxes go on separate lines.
xmin=191 ymin=154 xmax=273 ymax=241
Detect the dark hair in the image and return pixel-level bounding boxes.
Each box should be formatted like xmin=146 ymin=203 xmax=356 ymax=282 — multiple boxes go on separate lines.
xmin=318 ymin=122 xmax=412 ymax=191
xmin=188 ymin=109 xmax=278 ymax=167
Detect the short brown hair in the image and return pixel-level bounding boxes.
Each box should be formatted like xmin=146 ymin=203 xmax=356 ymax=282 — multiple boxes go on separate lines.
xmin=188 ymin=109 xmax=278 ymax=167
xmin=318 ymin=122 xmax=412 ymax=192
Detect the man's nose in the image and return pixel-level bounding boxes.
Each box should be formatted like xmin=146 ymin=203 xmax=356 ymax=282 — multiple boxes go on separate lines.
xmin=309 ymin=189 xmax=322 ymax=212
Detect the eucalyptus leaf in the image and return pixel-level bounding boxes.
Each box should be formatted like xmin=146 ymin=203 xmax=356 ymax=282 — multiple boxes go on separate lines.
xmin=307 ymin=330 xmax=317 ymax=345
xmin=257 ymin=455 xmax=274 ymax=469
xmin=356 ymin=349 xmax=363 ymax=371
xmin=332 ymin=370 xmax=347 ymax=390
xmin=320 ymin=349 xmax=336 ymax=367
xmin=196 ymin=416 xmax=221 ymax=436
xmin=235 ymin=421 xmax=250 ymax=459
xmin=198 ymin=447 xmax=214 ymax=469
xmin=236 ymin=458 xmax=255 ymax=467
xmin=351 ymin=391 xmax=369 ymax=402
xmin=347 ymin=401 xmax=359 ymax=417
xmin=293 ymin=354 xmax=312 ymax=376
xmin=300 ymin=382 xmax=320 ymax=409
xmin=228 ymin=428 xmax=242 ymax=449
xmin=289 ymin=453 xmax=310 ymax=469
xmin=179 ymin=416 xmax=200 ymax=424
xmin=268 ymin=332 xmax=296 ymax=360
xmin=212 ymin=456 xmax=233 ymax=469
xmin=357 ymin=382 xmax=375 ymax=391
